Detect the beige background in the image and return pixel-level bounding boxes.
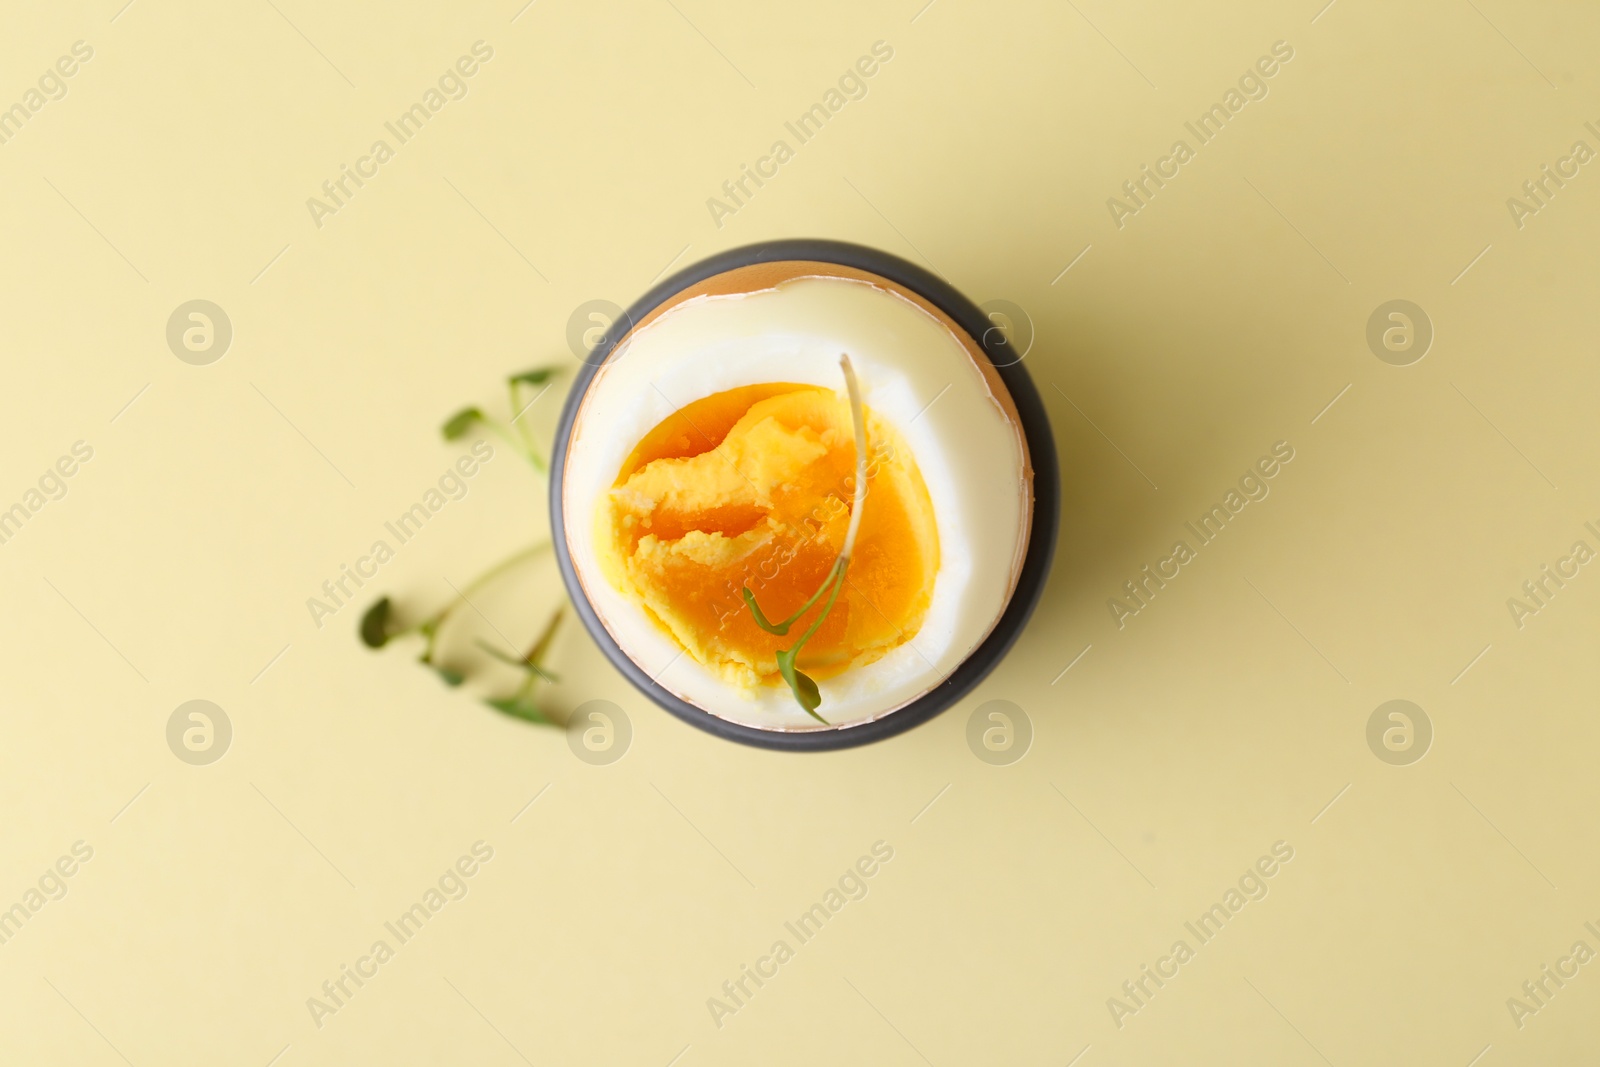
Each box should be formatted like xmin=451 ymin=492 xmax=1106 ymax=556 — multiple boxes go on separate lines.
xmin=2 ymin=0 xmax=1598 ymax=1063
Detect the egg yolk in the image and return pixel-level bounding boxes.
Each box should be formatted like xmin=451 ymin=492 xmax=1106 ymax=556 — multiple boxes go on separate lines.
xmin=596 ymin=384 xmax=940 ymax=689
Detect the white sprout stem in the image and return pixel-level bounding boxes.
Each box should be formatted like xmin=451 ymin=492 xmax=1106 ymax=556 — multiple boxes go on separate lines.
xmin=837 ymin=353 xmax=869 ymax=567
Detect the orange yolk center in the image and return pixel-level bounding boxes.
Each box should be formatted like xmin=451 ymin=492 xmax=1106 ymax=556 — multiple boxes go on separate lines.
xmin=596 ymin=384 xmax=940 ymax=689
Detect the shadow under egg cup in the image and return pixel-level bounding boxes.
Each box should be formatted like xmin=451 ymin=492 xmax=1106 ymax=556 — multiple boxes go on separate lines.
xmin=550 ymin=239 xmax=1059 ymax=750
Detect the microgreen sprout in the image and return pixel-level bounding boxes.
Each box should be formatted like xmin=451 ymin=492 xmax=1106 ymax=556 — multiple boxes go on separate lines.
xmin=440 ymin=366 xmax=560 ymax=473
xmin=740 ymin=353 xmax=869 ymax=723
xmin=362 ymin=364 xmax=565 ymax=724
xmin=359 ymin=541 xmax=553 ymax=688
xmin=479 ymin=607 xmax=565 ymax=724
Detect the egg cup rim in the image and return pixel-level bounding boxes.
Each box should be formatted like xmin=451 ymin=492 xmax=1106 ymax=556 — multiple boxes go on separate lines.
xmin=549 ymin=238 xmax=1060 ymax=752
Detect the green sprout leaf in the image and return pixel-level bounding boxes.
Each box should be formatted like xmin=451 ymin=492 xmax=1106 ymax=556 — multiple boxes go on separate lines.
xmin=484 ymin=695 xmax=551 ymax=724
xmin=775 ymin=648 xmax=824 ymax=720
xmin=441 ymin=406 xmax=486 ymax=440
xmin=508 ymin=367 xmax=559 ymax=387
xmin=360 ymin=596 xmax=393 ymax=648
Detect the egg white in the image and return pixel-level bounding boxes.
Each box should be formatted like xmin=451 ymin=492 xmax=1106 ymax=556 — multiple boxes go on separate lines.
xmin=562 ymin=274 xmax=1027 ymax=732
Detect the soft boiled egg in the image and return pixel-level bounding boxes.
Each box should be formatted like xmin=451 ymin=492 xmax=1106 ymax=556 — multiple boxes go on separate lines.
xmin=561 ymin=262 xmax=1033 ymax=733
